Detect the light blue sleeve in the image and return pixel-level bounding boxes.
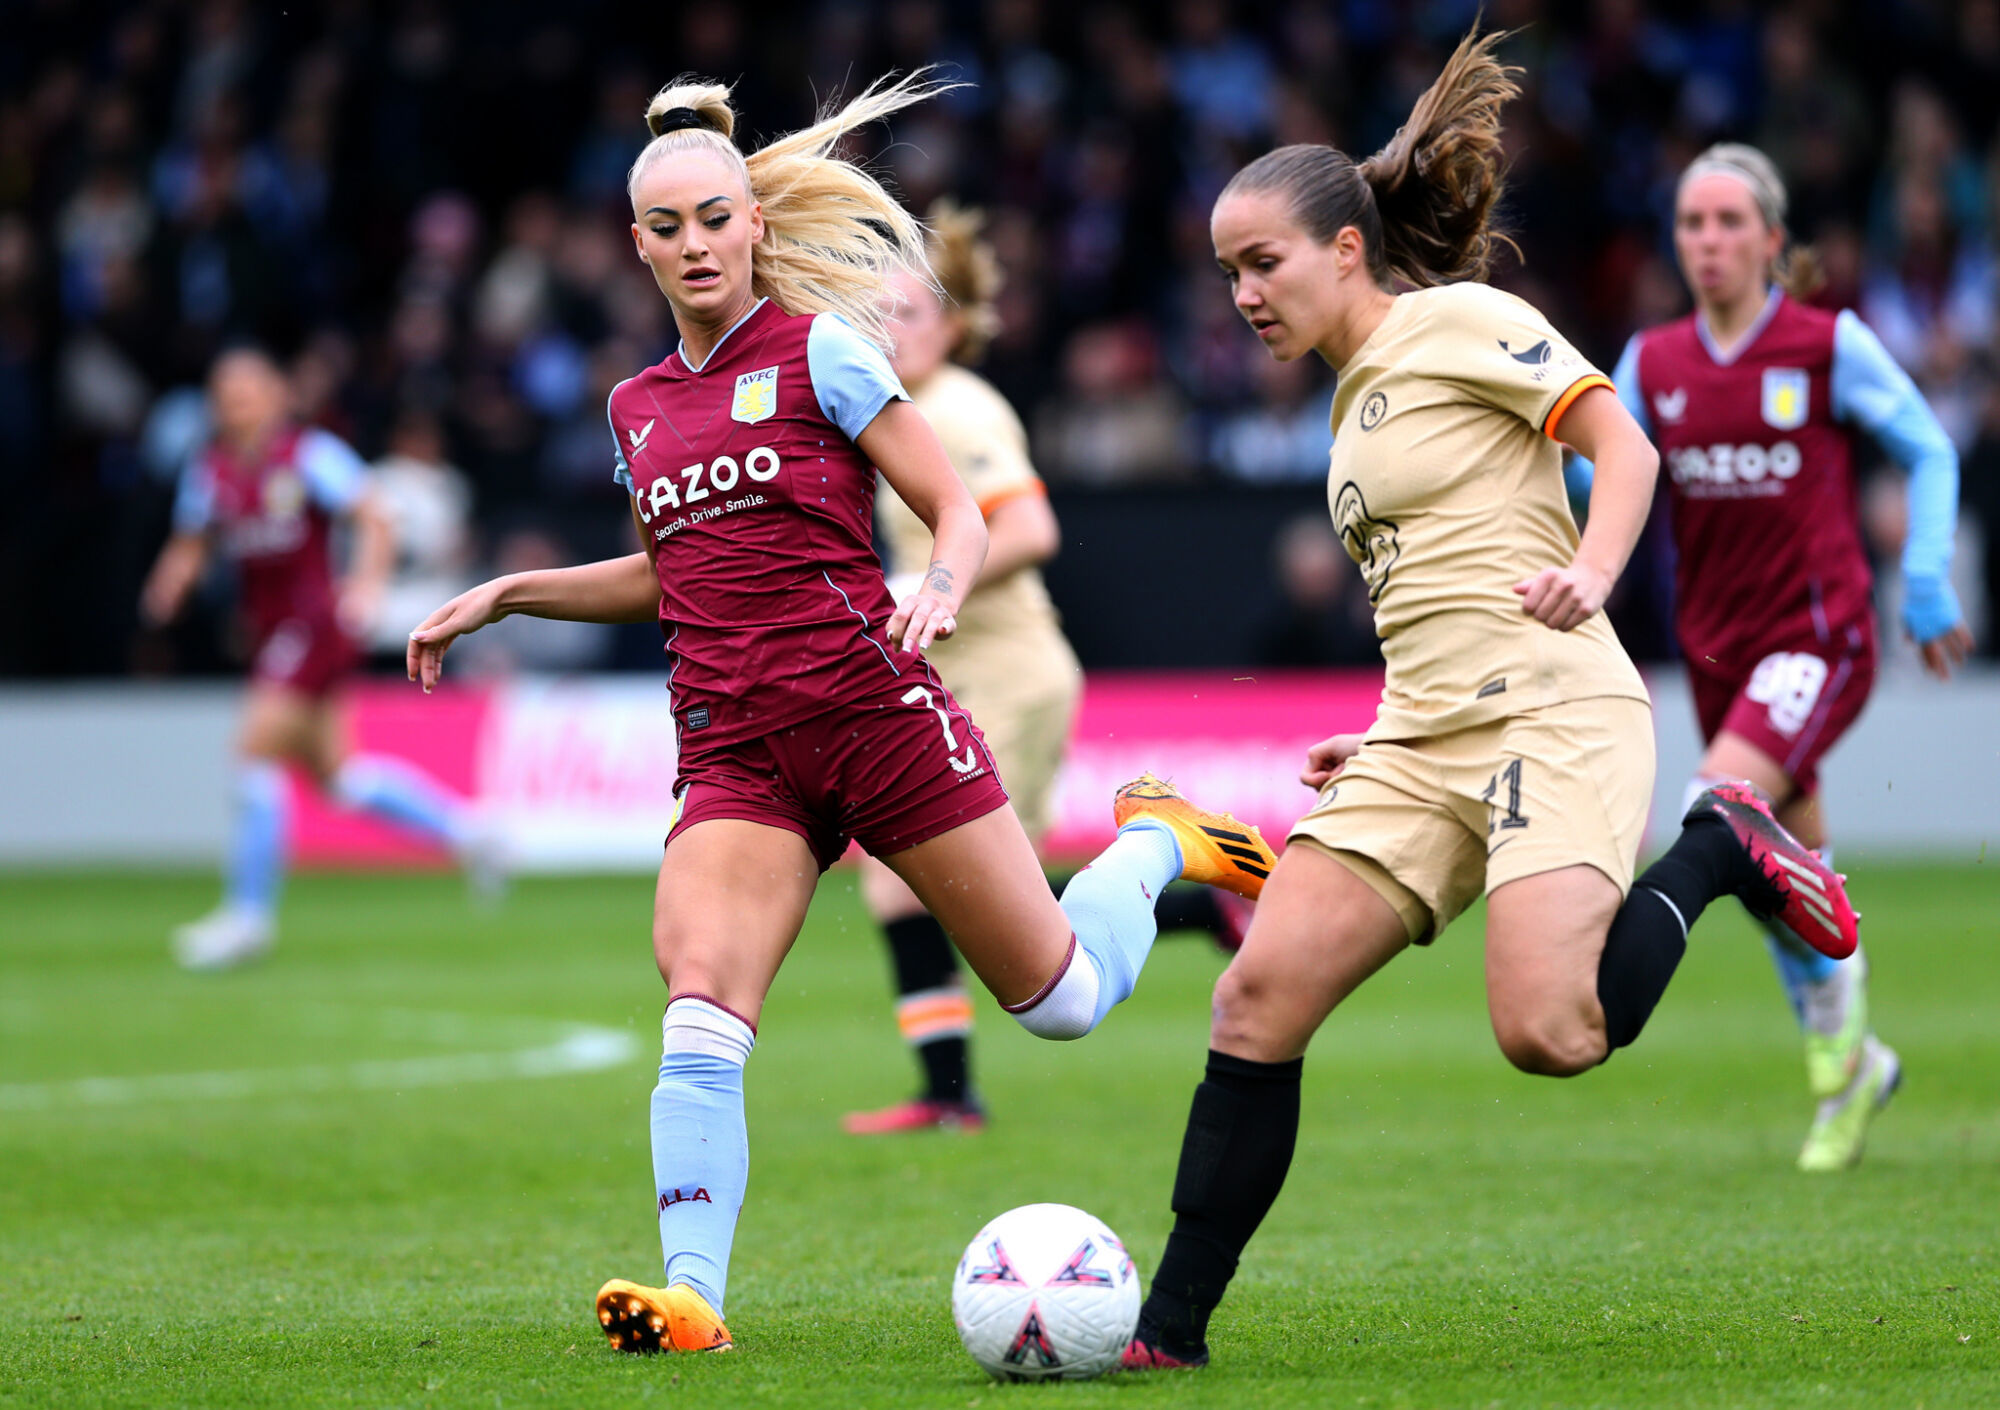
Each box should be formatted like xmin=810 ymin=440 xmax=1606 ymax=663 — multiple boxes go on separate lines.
xmin=1565 ymin=335 xmax=1649 ymax=500
xmin=296 ymin=428 xmax=370 ymax=513
xmin=607 ymin=382 xmax=633 ymax=494
xmin=1831 ymin=309 xmax=1963 ymax=640
xmin=806 ymin=314 xmax=909 ymax=443
xmin=170 ymin=458 xmax=216 ymax=534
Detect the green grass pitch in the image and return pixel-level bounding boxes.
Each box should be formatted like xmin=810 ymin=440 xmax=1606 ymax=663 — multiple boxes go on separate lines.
xmin=3 ymin=862 xmax=1997 ymax=1408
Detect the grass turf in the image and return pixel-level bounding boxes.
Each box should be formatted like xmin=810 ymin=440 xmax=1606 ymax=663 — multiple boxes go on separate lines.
xmin=1 ymin=864 xmax=1996 ymax=1408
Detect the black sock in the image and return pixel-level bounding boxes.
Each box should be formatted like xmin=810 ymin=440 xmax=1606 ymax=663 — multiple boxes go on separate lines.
xmin=883 ymin=914 xmax=970 ymax=1103
xmin=1140 ymin=1050 xmax=1302 ymax=1357
xmin=1152 ymin=882 xmax=1225 ymax=938
xmin=1597 ymin=815 xmax=1747 ymax=1050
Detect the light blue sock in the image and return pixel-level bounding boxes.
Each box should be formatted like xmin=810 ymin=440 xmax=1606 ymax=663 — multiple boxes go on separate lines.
xmin=1058 ymin=821 xmax=1184 ymax=1029
xmin=224 ymin=761 xmax=289 ymax=919
xmin=652 ymin=998 xmax=754 ymax=1315
xmin=332 ymin=753 xmax=470 ymax=848
xmin=1763 ymin=918 xmax=1840 ymax=1026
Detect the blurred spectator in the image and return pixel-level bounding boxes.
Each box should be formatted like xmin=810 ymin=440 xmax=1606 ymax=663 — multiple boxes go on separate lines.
xmin=1209 ymin=353 xmax=1333 ymax=485
xmin=1253 ymin=513 xmax=1380 ymax=668
xmin=1035 ymin=319 xmax=1193 ymax=485
xmin=367 ymin=409 xmax=475 ymax=654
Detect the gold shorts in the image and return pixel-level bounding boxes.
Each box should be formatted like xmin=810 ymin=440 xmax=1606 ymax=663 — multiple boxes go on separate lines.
xmin=1287 ymin=696 xmax=1654 ymax=943
xmin=933 ymin=632 xmax=1082 ymax=840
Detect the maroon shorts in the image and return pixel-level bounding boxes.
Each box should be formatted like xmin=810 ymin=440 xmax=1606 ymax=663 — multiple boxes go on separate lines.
xmin=666 ymin=676 xmax=1012 ymax=869
xmin=250 ymin=615 xmax=358 ymax=698
xmin=1688 ymin=620 xmax=1875 ymax=795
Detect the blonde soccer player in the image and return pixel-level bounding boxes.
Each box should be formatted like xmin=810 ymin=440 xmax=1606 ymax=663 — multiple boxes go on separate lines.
xmin=1116 ymin=31 xmax=1861 ymax=1370
xmin=406 ymin=73 xmax=1271 ymax=1355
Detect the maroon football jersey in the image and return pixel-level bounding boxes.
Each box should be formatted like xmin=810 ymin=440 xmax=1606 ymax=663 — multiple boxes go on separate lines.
xmin=1633 ymin=295 xmax=1872 ymax=674
xmin=610 ymin=300 xmax=929 ymax=748
xmin=181 ymin=425 xmax=346 ymax=640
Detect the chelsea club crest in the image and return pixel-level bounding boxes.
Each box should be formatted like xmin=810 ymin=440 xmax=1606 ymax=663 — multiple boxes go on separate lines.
xmin=732 ymin=366 xmax=779 ymax=424
xmin=1761 ymin=367 xmax=1809 ymax=431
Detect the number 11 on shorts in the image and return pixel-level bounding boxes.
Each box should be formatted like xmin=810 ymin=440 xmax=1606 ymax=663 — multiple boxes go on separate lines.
xmin=902 ymin=686 xmax=980 ymax=775
xmin=1482 ymin=758 xmax=1528 ymax=835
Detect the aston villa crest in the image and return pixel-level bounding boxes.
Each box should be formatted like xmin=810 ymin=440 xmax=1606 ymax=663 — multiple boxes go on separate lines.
xmin=1761 ymin=367 xmax=1809 ymax=431
xmin=732 ymin=366 xmax=779 ymax=424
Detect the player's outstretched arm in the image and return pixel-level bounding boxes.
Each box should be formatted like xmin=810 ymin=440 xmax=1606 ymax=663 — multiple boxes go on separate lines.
xmin=337 ymin=490 xmax=396 ymax=638
xmin=863 ymin=399 xmax=989 ymax=653
xmin=1514 ymin=384 xmax=1659 ymax=632
xmin=139 ymin=532 xmax=209 ymax=627
xmin=406 ymin=551 xmax=659 ymax=692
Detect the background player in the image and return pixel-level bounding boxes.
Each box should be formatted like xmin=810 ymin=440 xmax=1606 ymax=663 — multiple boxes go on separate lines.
xmin=845 ymin=203 xmax=1246 ymax=1135
xmin=403 ymin=73 xmax=1271 ymax=1355
xmin=140 ymin=348 xmax=497 ymax=970
xmin=1118 ymin=31 xmax=1862 ymax=1372
xmin=844 ymin=201 xmax=1082 ymax=1134
xmin=1588 ymin=143 xmax=1969 ymax=1171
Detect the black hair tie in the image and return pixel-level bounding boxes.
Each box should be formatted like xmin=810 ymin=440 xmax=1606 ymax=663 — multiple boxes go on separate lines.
xmin=654 ymin=106 xmax=710 ymax=136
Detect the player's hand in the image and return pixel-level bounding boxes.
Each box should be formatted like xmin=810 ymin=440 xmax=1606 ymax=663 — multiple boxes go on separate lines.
xmin=406 ymin=581 xmax=505 ymax=693
xmin=1301 ymin=733 xmax=1364 ymax=789
xmin=1916 ymin=620 xmax=1973 ymax=680
xmin=888 ymin=590 xmax=958 ymax=654
xmin=1513 ymin=561 xmax=1612 ymax=632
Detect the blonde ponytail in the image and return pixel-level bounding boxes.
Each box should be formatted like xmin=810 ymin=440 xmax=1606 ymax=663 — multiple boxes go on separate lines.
xmin=628 ymin=71 xmax=954 ymax=349
xmin=924 ymin=198 xmax=1003 ymax=363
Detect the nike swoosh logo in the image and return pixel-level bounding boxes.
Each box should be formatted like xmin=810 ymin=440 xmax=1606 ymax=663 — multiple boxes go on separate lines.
xmin=1487 ymin=837 xmax=1517 ymax=857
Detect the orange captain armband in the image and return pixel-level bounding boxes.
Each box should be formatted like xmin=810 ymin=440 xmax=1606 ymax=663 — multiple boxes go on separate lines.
xmin=976 ymin=480 xmax=1048 ymax=519
xmin=1544 ymin=374 xmax=1614 ymax=443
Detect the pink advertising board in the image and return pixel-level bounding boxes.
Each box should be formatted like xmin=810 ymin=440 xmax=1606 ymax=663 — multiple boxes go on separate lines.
xmin=291 ymin=669 xmax=1389 ymax=869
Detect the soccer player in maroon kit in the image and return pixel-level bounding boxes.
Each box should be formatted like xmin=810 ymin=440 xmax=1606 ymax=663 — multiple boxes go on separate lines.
xmin=141 ymin=348 xmax=498 ymax=970
xmin=404 ymin=73 xmax=1274 ymax=1355
xmin=1594 ymin=144 xmax=1972 ymax=1170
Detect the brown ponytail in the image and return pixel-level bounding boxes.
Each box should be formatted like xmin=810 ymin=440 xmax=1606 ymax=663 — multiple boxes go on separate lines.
xmin=1220 ymin=27 xmax=1520 ymax=288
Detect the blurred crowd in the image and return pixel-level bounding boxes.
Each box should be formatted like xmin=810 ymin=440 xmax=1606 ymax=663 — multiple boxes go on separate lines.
xmin=4 ymin=0 xmax=1998 ymax=676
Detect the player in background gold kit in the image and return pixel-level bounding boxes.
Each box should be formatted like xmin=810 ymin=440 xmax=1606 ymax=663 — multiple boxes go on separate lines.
xmin=846 ymin=203 xmax=1247 ymax=1134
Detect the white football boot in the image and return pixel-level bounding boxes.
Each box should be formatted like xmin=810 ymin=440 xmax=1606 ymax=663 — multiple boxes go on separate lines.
xmin=171 ymin=906 xmax=274 ymax=971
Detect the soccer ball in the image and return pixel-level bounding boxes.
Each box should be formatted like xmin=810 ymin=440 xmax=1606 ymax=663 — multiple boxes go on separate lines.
xmin=950 ymin=1202 xmax=1140 ymax=1381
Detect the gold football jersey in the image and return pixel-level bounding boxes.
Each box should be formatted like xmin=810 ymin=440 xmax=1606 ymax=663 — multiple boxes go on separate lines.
xmin=1326 ymin=282 xmax=1648 ymax=739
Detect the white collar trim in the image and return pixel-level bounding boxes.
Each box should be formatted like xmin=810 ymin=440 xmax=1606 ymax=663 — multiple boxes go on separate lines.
xmin=1696 ymin=285 xmax=1782 ymax=367
xmin=678 ymin=297 xmax=769 ymax=373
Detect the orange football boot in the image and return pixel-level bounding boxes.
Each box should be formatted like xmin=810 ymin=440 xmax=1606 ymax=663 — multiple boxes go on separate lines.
xmin=595 ymin=1279 xmax=733 ymax=1354
xmin=1113 ymin=773 xmax=1274 ymax=901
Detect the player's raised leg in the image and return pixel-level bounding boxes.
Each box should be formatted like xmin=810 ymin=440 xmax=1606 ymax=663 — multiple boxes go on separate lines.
xmin=1127 ymin=840 xmax=1408 ymax=1369
xmin=883 ymin=780 xmax=1271 ymax=1041
xmin=597 ymin=818 xmax=818 ymax=1354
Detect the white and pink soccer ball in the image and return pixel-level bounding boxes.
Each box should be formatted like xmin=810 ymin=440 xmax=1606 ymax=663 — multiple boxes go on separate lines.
xmin=950 ymin=1203 xmax=1141 ymax=1381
